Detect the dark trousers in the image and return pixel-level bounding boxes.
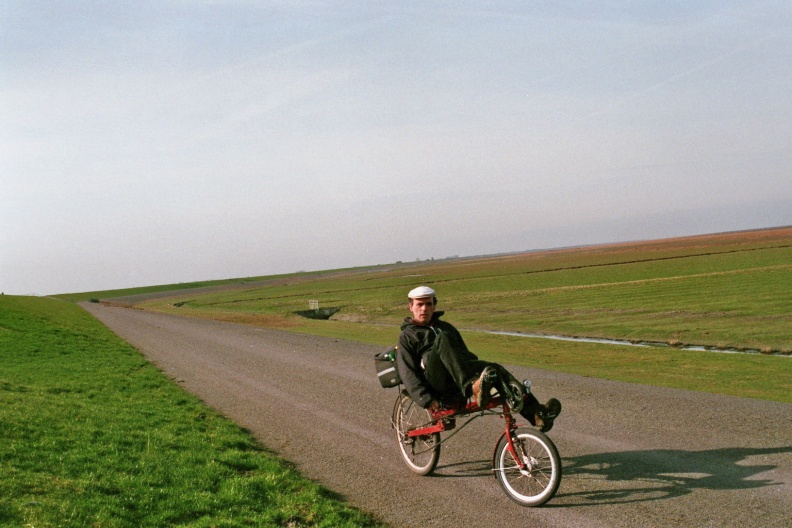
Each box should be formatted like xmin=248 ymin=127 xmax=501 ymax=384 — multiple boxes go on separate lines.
xmin=424 ymin=347 xmax=542 ymax=414
xmin=422 ymin=345 xmax=490 ymax=399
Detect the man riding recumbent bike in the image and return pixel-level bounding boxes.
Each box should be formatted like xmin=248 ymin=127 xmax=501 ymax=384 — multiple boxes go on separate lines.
xmin=374 ymin=286 xmax=562 ymax=507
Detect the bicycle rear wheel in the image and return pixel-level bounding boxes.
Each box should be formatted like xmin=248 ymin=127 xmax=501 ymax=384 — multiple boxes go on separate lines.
xmin=493 ymin=429 xmax=561 ymax=506
xmin=394 ymin=392 xmax=440 ymax=475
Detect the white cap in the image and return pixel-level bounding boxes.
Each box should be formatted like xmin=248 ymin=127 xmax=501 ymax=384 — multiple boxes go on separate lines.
xmin=408 ymin=286 xmax=436 ymax=299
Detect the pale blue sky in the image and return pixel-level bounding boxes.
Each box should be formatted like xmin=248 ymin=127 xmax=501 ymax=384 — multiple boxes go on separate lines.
xmin=2 ymin=1 xmax=791 ymax=295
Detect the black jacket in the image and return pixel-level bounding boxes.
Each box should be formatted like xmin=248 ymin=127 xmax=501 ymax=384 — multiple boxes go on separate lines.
xmin=397 ymin=312 xmax=478 ymax=408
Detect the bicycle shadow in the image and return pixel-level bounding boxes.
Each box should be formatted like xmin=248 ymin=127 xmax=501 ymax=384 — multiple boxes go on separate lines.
xmin=429 ymin=445 xmax=791 ymax=507
xmin=556 ymin=446 xmax=791 ymax=506
xmin=432 ymin=459 xmax=492 ymax=478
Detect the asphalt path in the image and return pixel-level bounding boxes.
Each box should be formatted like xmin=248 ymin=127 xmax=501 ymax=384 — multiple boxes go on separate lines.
xmin=82 ymin=303 xmax=792 ymax=528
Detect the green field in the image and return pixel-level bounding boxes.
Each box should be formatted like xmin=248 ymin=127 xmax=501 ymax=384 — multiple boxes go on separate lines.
xmin=0 ymin=295 xmax=384 ymax=527
xmin=125 ymin=227 xmax=792 ymax=403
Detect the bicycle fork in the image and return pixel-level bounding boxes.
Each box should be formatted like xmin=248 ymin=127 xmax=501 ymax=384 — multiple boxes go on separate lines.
xmin=499 ymin=412 xmax=529 ymax=472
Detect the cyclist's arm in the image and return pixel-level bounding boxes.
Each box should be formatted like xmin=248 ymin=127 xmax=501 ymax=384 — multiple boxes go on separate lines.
xmin=397 ymin=331 xmax=435 ymax=408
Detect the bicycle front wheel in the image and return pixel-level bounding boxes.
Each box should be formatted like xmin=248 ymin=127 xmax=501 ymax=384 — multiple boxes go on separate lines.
xmin=493 ymin=429 xmax=561 ymax=506
xmin=394 ymin=392 xmax=440 ymax=476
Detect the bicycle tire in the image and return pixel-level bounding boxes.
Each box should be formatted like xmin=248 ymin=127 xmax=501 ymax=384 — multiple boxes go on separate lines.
xmin=394 ymin=391 xmax=440 ymax=476
xmin=493 ymin=428 xmax=561 ymax=506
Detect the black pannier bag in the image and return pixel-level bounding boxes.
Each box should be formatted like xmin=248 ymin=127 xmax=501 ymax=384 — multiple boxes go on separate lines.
xmin=374 ymin=345 xmax=401 ymax=388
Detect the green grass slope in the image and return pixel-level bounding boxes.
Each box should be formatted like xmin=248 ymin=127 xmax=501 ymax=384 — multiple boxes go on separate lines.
xmin=0 ymin=295 xmax=383 ymax=528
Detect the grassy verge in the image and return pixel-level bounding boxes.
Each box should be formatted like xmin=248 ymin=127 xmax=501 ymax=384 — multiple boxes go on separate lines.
xmin=0 ymin=295 xmax=384 ymax=528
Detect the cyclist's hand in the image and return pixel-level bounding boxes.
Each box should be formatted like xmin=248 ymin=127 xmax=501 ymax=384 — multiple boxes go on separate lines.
xmin=428 ymin=400 xmax=441 ymax=412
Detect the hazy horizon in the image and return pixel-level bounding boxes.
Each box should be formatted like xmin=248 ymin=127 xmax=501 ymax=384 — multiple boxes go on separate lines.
xmin=38 ymin=223 xmax=792 ymax=296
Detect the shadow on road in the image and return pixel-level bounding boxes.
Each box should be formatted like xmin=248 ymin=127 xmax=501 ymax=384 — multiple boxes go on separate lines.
xmin=431 ymin=460 xmax=493 ymax=478
xmin=557 ymin=446 xmax=792 ymax=505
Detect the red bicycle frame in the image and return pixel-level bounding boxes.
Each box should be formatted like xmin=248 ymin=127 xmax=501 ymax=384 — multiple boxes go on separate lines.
xmin=405 ymin=396 xmax=529 ymax=472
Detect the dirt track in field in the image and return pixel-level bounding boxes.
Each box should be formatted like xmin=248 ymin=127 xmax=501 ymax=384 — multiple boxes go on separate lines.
xmin=82 ymin=302 xmax=792 ymax=528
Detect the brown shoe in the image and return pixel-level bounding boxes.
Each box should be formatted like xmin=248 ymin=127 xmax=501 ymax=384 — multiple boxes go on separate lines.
xmin=471 ymin=366 xmax=497 ymax=408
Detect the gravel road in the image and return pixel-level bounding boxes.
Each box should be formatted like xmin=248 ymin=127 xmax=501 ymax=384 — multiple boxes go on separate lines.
xmin=81 ymin=303 xmax=792 ymax=528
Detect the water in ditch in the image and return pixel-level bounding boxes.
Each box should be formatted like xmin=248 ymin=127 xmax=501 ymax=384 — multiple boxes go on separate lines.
xmin=479 ymin=330 xmax=788 ymax=357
